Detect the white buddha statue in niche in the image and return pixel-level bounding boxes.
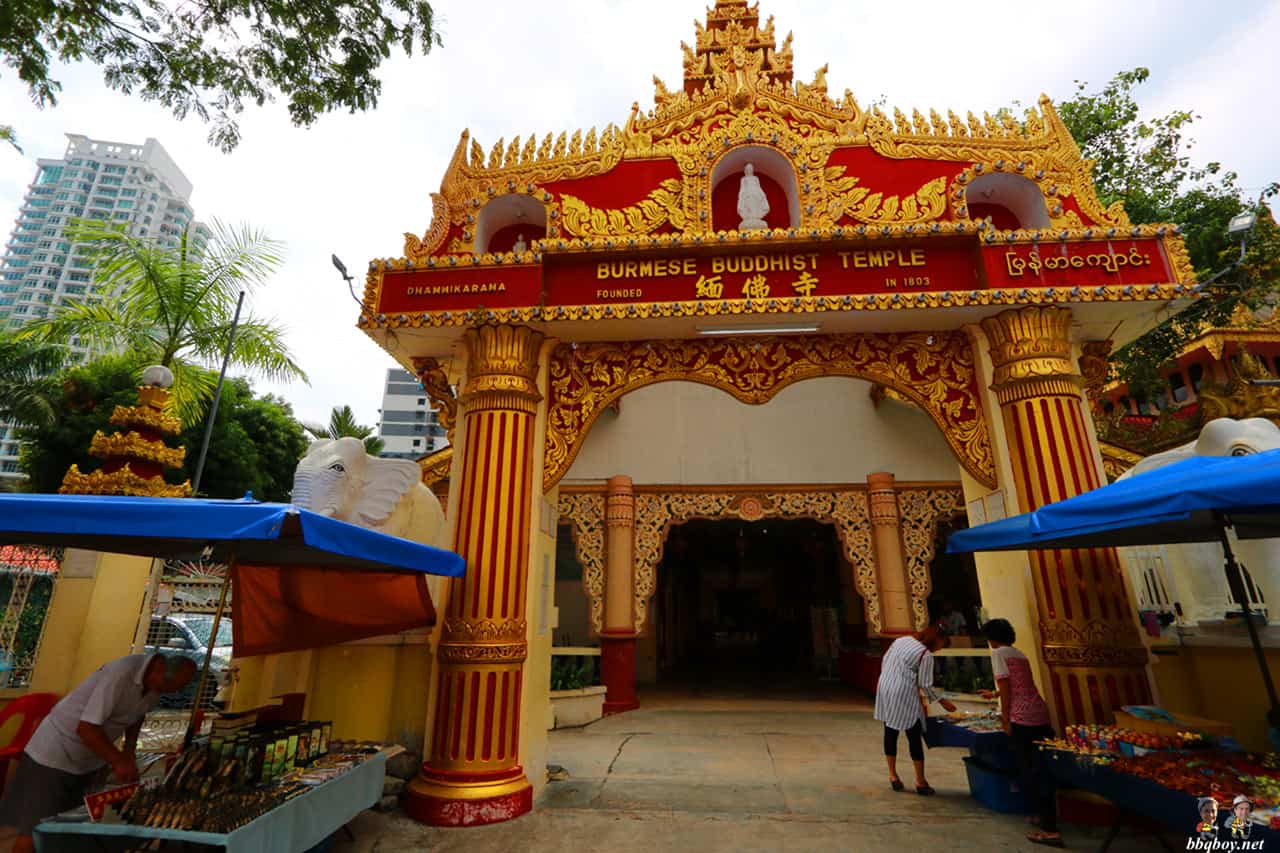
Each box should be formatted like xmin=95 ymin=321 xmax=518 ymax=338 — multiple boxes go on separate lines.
xmin=513 ymin=233 xmax=527 ymax=253
xmin=737 ymin=163 xmax=770 ymax=230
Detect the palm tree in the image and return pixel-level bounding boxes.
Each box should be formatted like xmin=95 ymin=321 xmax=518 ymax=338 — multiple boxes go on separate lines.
xmin=303 ymin=405 xmax=385 ymax=455
xmin=0 ymin=333 xmax=64 ymax=427
xmin=21 ymin=220 xmax=307 ymax=424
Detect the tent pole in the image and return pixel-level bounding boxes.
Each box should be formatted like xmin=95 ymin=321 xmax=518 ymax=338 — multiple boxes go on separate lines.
xmin=183 ymin=553 xmax=233 ymax=750
xmin=1215 ymin=515 xmax=1280 ymax=712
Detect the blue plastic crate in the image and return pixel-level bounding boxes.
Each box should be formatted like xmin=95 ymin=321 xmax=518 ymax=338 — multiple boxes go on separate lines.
xmin=969 ymin=732 xmax=1018 ymax=773
xmin=963 ymin=756 xmax=1030 ymax=815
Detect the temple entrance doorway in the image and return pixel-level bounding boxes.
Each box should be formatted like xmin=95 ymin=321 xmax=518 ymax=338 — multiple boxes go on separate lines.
xmin=650 ymin=518 xmax=864 ymax=697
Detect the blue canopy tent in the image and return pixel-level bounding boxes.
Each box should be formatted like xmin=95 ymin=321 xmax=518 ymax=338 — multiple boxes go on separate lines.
xmin=0 ymin=493 xmax=465 ymax=745
xmin=947 ymin=448 xmax=1280 ymax=732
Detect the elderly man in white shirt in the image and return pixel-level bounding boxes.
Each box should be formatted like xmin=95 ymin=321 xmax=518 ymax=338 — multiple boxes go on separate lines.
xmin=1 ymin=653 xmax=196 ymax=853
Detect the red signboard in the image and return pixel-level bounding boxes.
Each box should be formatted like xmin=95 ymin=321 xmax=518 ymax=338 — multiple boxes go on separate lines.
xmin=543 ymin=242 xmax=983 ymax=306
xmin=376 ymin=264 xmax=542 ymax=314
xmin=982 ymin=239 xmax=1174 ymax=289
xmin=373 ymin=238 xmax=1175 ymax=315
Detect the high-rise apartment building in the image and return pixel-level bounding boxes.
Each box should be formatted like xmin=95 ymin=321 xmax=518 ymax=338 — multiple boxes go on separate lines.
xmin=0 ymin=134 xmax=207 ymax=483
xmin=377 ymin=368 xmax=448 ymax=460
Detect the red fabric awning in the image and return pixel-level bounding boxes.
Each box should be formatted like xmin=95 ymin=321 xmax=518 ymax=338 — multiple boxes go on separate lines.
xmin=229 ymin=563 xmax=437 ymax=657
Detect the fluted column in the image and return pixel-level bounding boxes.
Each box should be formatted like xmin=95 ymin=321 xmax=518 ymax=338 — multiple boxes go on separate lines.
xmin=980 ymin=307 xmax=1151 ymax=725
xmin=406 ymin=325 xmax=544 ymax=827
xmin=868 ymin=472 xmax=913 ymax=636
xmin=601 ymin=475 xmax=639 ymax=714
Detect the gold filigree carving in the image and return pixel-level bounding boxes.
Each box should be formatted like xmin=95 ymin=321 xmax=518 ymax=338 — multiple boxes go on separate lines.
xmin=869 ymin=96 xmax=1132 ymax=231
xmin=820 ymin=168 xmax=947 ymax=227
xmin=981 ymin=306 xmax=1082 ymax=405
xmin=896 ymin=487 xmax=964 ymax=630
xmin=419 ymin=446 xmax=453 ymax=487
xmin=557 ymin=492 xmax=607 ymax=635
xmin=461 ymin=325 xmax=544 ymax=414
xmin=109 ymin=405 xmax=182 ymax=436
xmin=1039 ymin=618 xmax=1146 ymax=667
xmin=560 ymin=179 xmax=689 ymax=238
xmin=88 ymin=431 xmax=186 ymax=469
xmin=437 ymin=643 xmax=527 ymax=664
xmin=1098 ymin=441 xmax=1144 ymax=483
xmin=412 ymin=356 xmax=458 ymax=440
xmin=1199 ymin=347 xmax=1280 ymax=424
xmin=60 ymin=464 xmax=191 ymax=498
xmin=544 ymin=332 xmax=995 ymax=492
xmin=442 ymin=618 xmax=527 ymax=643
xmin=404 ymin=194 xmax=450 ymax=261
xmin=1077 ymin=340 xmax=1113 ymax=405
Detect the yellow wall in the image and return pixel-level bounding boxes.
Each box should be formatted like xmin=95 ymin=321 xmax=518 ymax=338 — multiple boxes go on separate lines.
xmin=1151 ymin=645 xmax=1280 ymax=752
xmin=518 ymin=339 xmax=560 ymax=797
xmin=29 ymin=550 xmax=153 ymax=696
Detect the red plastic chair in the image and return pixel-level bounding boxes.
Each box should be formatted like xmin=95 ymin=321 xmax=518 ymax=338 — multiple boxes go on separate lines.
xmin=0 ymin=692 xmax=60 ymax=798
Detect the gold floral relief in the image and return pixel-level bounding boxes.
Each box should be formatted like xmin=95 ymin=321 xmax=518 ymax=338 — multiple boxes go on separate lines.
xmin=543 ymin=332 xmax=996 ymax=494
xmin=819 ymin=167 xmax=947 ymax=228
xmin=418 ymin=446 xmax=453 ymax=487
xmin=557 ymin=492 xmax=607 ymax=635
xmin=896 ymin=487 xmax=965 ymax=630
xmin=560 ymin=179 xmax=689 ymax=239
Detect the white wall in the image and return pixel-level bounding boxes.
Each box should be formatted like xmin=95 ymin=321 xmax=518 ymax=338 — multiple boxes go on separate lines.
xmin=564 ymin=377 xmax=962 ymax=485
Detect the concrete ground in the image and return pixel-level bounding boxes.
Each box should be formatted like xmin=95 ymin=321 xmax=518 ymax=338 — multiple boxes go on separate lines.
xmin=335 ymin=687 xmax=1176 ymax=852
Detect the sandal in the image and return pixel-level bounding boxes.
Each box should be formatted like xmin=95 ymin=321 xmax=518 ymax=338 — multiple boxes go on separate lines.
xmin=916 ymin=784 xmax=936 ymax=796
xmin=890 ymin=778 xmax=905 ymax=792
xmin=1027 ymin=831 xmax=1064 ymax=848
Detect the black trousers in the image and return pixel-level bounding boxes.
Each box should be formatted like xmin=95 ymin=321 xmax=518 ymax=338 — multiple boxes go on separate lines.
xmin=1010 ymin=722 xmax=1057 ymax=832
xmin=883 ymin=720 xmax=924 ymax=761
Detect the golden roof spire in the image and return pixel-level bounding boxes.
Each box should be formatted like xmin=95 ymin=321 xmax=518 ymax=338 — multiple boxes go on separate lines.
xmin=664 ymin=1 xmax=790 ymax=101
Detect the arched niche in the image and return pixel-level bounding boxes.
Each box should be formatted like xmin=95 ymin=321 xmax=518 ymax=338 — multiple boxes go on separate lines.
xmin=475 ymin=194 xmax=547 ymax=254
xmin=965 ymin=173 xmax=1051 ymax=230
xmin=710 ymin=146 xmax=800 ymax=232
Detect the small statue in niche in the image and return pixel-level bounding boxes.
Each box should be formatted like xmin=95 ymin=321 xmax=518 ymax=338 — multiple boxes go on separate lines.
xmin=737 ymin=163 xmax=770 ymax=231
xmin=513 ymin=233 xmax=527 ymax=254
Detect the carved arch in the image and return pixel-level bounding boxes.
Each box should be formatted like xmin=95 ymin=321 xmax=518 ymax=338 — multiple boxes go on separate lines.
xmin=543 ymin=331 xmax=996 ymax=492
xmin=557 ymin=484 xmax=965 ymax=636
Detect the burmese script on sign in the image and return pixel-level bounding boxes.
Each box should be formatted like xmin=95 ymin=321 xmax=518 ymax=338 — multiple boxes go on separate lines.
xmin=1004 ymin=248 xmax=1153 ymax=277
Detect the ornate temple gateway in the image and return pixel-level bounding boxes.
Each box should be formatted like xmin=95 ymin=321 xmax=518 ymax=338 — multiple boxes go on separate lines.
xmin=359 ymin=1 xmax=1194 ymax=828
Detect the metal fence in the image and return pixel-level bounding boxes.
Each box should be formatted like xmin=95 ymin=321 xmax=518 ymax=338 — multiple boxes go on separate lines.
xmin=137 ymin=558 xmax=232 ymax=711
xmin=0 ymin=545 xmax=61 ymax=689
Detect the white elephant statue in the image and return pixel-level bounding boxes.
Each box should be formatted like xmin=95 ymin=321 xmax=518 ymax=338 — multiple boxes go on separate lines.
xmin=292 ymin=437 xmax=447 ymax=547
xmin=1118 ymin=417 xmax=1280 ymax=624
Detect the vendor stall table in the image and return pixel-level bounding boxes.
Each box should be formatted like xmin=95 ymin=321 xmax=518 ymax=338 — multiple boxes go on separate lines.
xmin=34 ymin=752 xmax=387 ymax=853
xmin=1044 ymin=749 xmax=1280 ymax=851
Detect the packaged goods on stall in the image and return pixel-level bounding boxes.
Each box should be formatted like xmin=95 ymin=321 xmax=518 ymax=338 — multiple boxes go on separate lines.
xmin=107 ymin=720 xmax=376 ymax=835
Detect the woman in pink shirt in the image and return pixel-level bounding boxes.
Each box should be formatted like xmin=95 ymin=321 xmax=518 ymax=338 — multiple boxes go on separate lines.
xmin=982 ymin=618 xmax=1062 ymax=848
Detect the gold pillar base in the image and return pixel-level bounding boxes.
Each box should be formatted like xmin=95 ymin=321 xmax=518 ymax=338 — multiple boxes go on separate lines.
xmin=405 ymin=768 xmax=533 ymax=827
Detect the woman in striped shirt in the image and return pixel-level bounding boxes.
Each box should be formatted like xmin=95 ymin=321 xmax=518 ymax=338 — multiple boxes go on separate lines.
xmin=874 ymin=624 xmax=955 ymax=794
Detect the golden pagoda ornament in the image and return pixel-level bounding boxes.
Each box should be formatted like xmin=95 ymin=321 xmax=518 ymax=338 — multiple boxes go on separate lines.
xmin=60 ymin=365 xmax=192 ymax=498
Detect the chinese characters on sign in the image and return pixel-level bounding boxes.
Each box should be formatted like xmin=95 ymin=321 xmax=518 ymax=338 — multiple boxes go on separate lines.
xmin=591 ymin=249 xmax=938 ymax=301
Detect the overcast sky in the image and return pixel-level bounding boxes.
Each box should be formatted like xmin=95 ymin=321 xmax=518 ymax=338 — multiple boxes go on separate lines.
xmin=2 ymin=0 xmax=1277 ymax=429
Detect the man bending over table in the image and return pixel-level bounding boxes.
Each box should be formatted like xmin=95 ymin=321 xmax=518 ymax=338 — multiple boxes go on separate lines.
xmin=0 ymin=653 xmax=197 ymax=853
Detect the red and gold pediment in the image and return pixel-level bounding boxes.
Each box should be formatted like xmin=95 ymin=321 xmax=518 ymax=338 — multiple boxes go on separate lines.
xmin=368 ymin=2 xmax=1191 ymax=338
xmin=402 ymin=1 xmax=1142 ymax=267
